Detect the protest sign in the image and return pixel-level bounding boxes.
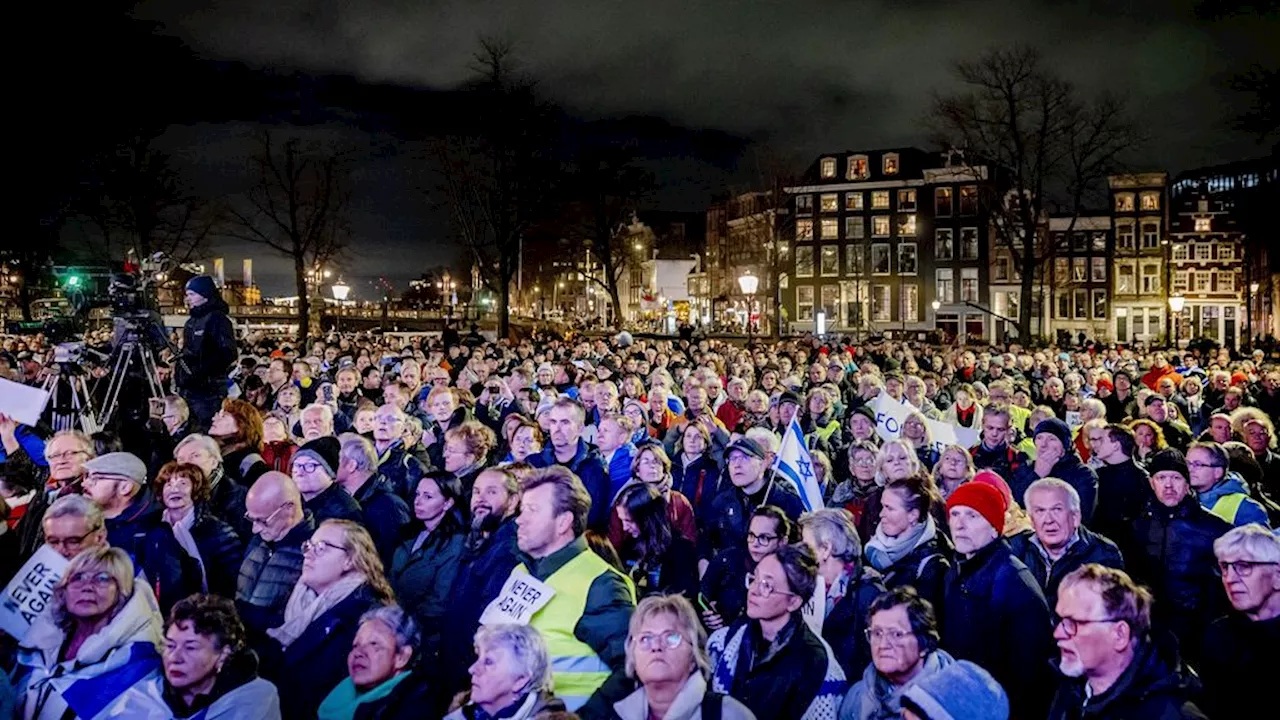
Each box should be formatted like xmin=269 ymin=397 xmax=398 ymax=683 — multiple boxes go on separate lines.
xmin=801 ymin=574 xmax=826 ymax=636
xmin=479 ymin=570 xmax=556 ymax=626
xmin=0 ymin=546 xmax=68 ymax=641
xmin=872 ymin=394 xmax=979 ymax=454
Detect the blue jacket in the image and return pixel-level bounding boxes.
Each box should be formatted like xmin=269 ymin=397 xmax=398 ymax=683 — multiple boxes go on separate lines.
xmin=0 ymin=425 xmax=46 ymax=467
xmin=530 ymin=440 xmax=611 ymax=530
xmin=1197 ymin=472 xmax=1270 ymax=527
xmin=604 ymin=443 xmax=636 ymax=499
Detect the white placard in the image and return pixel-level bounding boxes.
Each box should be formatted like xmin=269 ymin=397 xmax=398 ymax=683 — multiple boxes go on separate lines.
xmin=0 ymin=378 xmax=51 ymax=427
xmin=1065 ymin=411 xmax=1083 ymax=429
xmin=872 ymin=394 xmax=979 ymax=453
xmin=0 ymin=546 xmax=69 ymax=640
xmin=801 ymin=574 xmax=826 ymax=636
xmin=479 ymin=570 xmax=556 ymax=626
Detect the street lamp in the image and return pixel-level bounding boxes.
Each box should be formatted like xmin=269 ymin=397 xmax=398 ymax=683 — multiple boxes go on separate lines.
xmin=931 ymin=299 xmax=941 ymax=312
xmin=1249 ymin=281 xmax=1260 ymax=350
xmin=1168 ymin=294 xmax=1185 ymax=349
xmin=331 ymin=278 xmax=350 ymax=332
xmin=738 ymin=270 xmax=759 ymax=343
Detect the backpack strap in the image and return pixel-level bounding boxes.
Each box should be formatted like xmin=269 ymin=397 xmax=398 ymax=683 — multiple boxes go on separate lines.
xmin=238 ymin=453 xmax=265 ymax=478
xmin=917 ymin=553 xmax=943 ymax=580
xmin=702 ymin=691 xmax=724 ymax=720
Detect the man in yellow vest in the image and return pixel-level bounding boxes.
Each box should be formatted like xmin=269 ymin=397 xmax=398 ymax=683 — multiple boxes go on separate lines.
xmin=1187 ymin=442 xmax=1269 ymax=527
xmin=492 ymin=465 xmax=635 ymax=715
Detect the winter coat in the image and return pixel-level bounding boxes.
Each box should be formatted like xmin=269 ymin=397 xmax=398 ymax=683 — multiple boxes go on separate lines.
xmin=1196 ymin=472 xmax=1270 ymax=526
xmin=836 ymin=483 xmax=884 ymax=545
xmin=389 ymin=523 xmax=465 ymax=660
xmin=374 ymin=440 xmax=429 ymax=504
xmin=700 ymin=546 xmax=752 ymax=627
xmin=671 ymin=453 xmax=722 ymax=520
xmin=871 ymin=526 xmax=952 ymax=612
xmin=1103 ymin=391 xmax=1139 ymax=423
xmin=236 ymin=513 xmax=315 ymax=642
xmin=1123 ymin=495 xmax=1232 ymax=663
xmin=1011 ymin=453 xmax=1099 ymax=524
xmin=530 ymin=440 xmax=613 ymax=531
xmin=698 ymin=479 xmax=806 ymax=561
xmin=177 ymin=297 xmax=236 ymax=394
xmin=352 ymin=474 xmax=413 ymax=566
xmin=1007 ymin=527 xmax=1125 ymax=608
xmin=261 ymin=583 xmax=385 ymax=720
xmin=1092 ymin=459 xmax=1151 ymax=544
xmin=823 ymin=567 xmax=886 ymax=680
xmin=13 ymin=585 xmax=164 ymax=720
xmin=443 ymin=691 xmax=567 ymax=720
xmin=941 ymin=539 xmax=1054 ymax=720
xmin=839 ymin=649 xmax=955 ymax=720
xmin=1199 ymin=613 xmax=1280 ymax=720
xmin=109 ymin=649 xmax=281 ymax=719
xmin=1047 ymin=637 xmax=1207 ymax=720
xmin=438 ymin=519 xmax=523 ymax=693
xmin=207 ymin=467 xmax=251 ymax=539
xmin=305 ymin=483 xmax=364 ymax=525
xmin=107 ymin=490 xmax=203 ymax=616
xmin=345 ymin=669 xmax=435 ymax=720
xmin=609 ymin=673 xmax=756 ymax=720
xmin=607 ymin=488 xmax=697 ymax=550
xmin=603 ymin=443 xmax=636 ymax=498
xmin=621 ymin=534 xmax=700 ymax=602
xmin=969 ymin=441 xmax=1028 ymax=484
xmin=261 ymin=440 xmax=297 ymax=474
xmin=708 ymin=615 xmax=847 ymax=720
xmin=185 ymin=505 xmax=246 ymax=597
xmin=223 ymin=446 xmax=270 ymax=487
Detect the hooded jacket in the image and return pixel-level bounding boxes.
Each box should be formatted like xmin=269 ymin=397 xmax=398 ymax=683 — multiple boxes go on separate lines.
xmin=178 ymin=296 xmax=236 ymax=394
xmin=1047 ymin=637 xmax=1207 ymax=719
xmin=1195 ymin=471 xmax=1270 ymax=526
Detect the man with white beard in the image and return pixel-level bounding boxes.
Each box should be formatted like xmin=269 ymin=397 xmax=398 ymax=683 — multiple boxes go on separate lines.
xmin=1047 ymin=564 xmax=1207 ymax=719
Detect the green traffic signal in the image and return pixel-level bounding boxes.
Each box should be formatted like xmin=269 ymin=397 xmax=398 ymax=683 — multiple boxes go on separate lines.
xmin=65 ymin=275 xmax=81 ymax=287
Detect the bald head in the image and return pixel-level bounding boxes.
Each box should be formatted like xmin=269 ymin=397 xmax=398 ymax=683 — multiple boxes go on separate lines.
xmin=245 ymin=471 xmax=304 ymax=541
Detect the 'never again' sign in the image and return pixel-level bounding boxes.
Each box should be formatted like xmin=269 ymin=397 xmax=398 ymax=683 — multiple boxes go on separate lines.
xmin=0 ymin=546 xmax=68 ymax=641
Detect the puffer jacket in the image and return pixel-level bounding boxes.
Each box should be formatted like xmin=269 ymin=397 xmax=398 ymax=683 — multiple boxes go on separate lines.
xmin=1047 ymin=636 xmax=1207 ymax=719
xmin=1007 ymin=526 xmax=1125 ymax=608
xmin=14 ymin=585 xmax=164 ymax=720
xmin=236 ymin=513 xmax=315 ymax=641
xmin=389 ymin=522 xmax=465 ymax=661
xmin=1092 ymin=459 xmax=1151 ymax=543
xmin=1123 ymin=495 xmax=1232 ymax=662
xmin=1196 ymin=472 xmax=1270 ymax=527
xmin=840 ymin=649 xmax=955 ymax=720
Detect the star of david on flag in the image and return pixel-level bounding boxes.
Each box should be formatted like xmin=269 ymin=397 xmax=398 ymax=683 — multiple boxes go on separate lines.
xmin=774 ymin=417 xmax=825 ymax=512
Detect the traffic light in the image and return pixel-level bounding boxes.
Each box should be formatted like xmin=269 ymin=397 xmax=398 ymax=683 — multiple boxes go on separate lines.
xmin=64 ymin=274 xmax=82 ymax=288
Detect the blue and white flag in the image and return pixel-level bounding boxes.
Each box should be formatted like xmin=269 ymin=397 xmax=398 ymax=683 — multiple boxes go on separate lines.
xmin=774 ymin=417 xmax=825 ymax=511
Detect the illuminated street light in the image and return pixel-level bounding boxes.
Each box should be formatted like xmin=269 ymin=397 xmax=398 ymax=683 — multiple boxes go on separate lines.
xmin=932 ymin=300 xmax=941 ymax=312
xmin=331 ymin=278 xmax=351 ymax=301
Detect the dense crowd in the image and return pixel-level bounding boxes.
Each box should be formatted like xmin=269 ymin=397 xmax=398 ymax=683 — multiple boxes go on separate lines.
xmin=0 ymin=279 xmax=1278 ymax=719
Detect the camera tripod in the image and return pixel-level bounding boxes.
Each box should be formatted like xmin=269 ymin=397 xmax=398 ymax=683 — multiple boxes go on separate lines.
xmin=40 ymin=362 xmax=99 ymax=434
xmin=97 ymin=339 xmax=165 ymax=428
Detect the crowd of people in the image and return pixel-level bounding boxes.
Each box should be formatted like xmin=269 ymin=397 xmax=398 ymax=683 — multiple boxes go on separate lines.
xmin=0 ymin=277 xmax=1278 ymax=719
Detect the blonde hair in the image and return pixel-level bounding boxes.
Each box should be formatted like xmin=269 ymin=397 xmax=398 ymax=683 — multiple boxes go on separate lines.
xmin=53 ymin=546 xmax=135 ymax=627
xmin=625 ymin=594 xmax=709 ymax=679
xmin=318 ymin=520 xmax=395 ymax=603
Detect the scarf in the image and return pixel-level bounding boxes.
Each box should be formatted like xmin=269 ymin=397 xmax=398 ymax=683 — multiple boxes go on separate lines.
xmin=317 ymin=671 xmax=409 ymax=720
xmin=169 ymin=509 xmax=208 ymax=592
xmin=865 ymin=516 xmax=936 ymax=571
xmin=267 ymin=573 xmax=367 ymax=649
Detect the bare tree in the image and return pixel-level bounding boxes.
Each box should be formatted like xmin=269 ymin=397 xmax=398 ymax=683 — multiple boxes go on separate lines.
xmin=931 ymin=46 xmax=1141 ymax=341
xmin=225 ymin=131 xmax=352 ymax=345
xmin=431 ymin=39 xmax=557 ymax=339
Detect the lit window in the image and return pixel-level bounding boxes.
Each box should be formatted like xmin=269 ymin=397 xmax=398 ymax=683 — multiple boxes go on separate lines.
xmin=960 ymin=228 xmax=979 ymax=260
xmin=1194 ymin=243 xmax=1211 ymax=261
xmin=845 ymin=192 xmax=864 ymax=211
xmin=1141 ymin=222 xmax=1160 ymax=249
xmin=1140 ymin=192 xmax=1160 ymax=211
xmin=897 ymin=215 xmax=917 ymax=237
xmin=1116 ymin=222 xmax=1135 ymax=250
xmin=935 ymin=229 xmax=953 ymax=260
xmin=821 ymin=285 xmax=840 ymax=320
xmin=960 ymin=268 xmax=979 ymax=302
xmin=1195 ymin=217 xmax=1211 ymax=232
xmin=936 ymin=268 xmax=954 ymax=303
xmin=1093 ymin=290 xmax=1107 ymax=319
xmin=797 ymin=286 xmax=814 ymax=320
xmin=1195 ymin=271 xmax=1211 ymax=293
xmin=845 ymin=217 xmax=864 ymax=239
xmin=883 ymin=153 xmax=900 ymax=175
xmin=935 ymin=188 xmax=953 ymax=216
xmin=872 ymin=216 xmax=891 ymax=237
xmin=872 ymin=285 xmax=891 ymax=321
xmin=1115 ymin=193 xmax=1135 ymax=212
xmin=820 ymin=218 xmax=839 ymax=239
xmin=871 ymin=244 xmax=891 ymax=274
xmin=796 ymin=246 xmax=814 ymax=277
xmin=959 ymin=186 xmax=978 ymax=215
xmin=1141 ymin=263 xmax=1160 ymax=294
xmin=1174 ymin=271 xmax=1189 ymax=294
xmin=1072 ymin=258 xmax=1087 ymax=282
xmin=848 ymin=155 xmax=869 ymax=180
xmin=1055 ymin=258 xmax=1070 ymax=284
xmin=1217 ymin=244 xmax=1236 ymax=261
xmin=1172 ymin=244 xmax=1189 ymax=261
xmin=1116 ymin=264 xmax=1135 ymax=293
xmin=820 ymin=158 xmax=836 ymax=179
xmin=796 ymin=195 xmax=812 ymax=215
xmin=898 ymin=189 xmax=917 ymax=211
xmin=1091 ymin=257 xmax=1106 ymax=282
xmin=902 ymin=283 xmax=918 ymax=322
xmin=796 ymin=219 xmax=813 ymax=241
xmin=1091 ymin=232 xmax=1107 ymax=252
xmin=899 ymin=243 xmax=918 ymax=275
xmin=1219 ymin=271 xmax=1235 ymax=294
xmin=994 ymin=256 xmax=1011 ymax=282
xmin=871 ymin=191 xmax=890 ymax=209
xmin=821 ymin=246 xmax=839 ymax=276
xmin=820 ymin=194 xmax=839 ymax=213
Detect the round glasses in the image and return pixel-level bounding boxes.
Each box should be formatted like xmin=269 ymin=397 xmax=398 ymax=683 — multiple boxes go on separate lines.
xmin=635 ymin=631 xmax=684 ymax=652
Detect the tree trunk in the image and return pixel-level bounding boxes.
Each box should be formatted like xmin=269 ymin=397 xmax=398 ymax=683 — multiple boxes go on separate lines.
xmin=294 ymin=257 xmax=309 ymax=347
xmin=498 ymin=254 xmax=512 ymax=340
xmin=605 ymin=271 xmax=623 ymax=329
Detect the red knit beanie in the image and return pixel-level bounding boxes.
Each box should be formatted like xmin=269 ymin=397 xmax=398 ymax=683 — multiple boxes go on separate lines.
xmin=972 ymin=470 xmax=1015 ymax=512
xmin=947 ymin=482 xmax=1007 ymax=535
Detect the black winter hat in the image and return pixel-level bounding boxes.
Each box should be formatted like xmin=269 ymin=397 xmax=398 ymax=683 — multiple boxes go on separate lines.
xmin=1033 ymin=418 xmax=1074 ymax=453
xmin=296 ymin=436 xmax=342 ymax=478
xmin=1147 ymin=448 xmax=1189 ymax=479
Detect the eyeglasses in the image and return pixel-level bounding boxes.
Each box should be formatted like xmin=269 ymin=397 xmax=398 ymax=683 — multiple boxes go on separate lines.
xmin=1054 ymin=615 xmax=1121 ymax=638
xmin=245 ymin=503 xmax=289 ymax=528
xmin=745 ymin=573 xmax=796 ymax=598
xmin=68 ymin=571 xmax=116 ymax=588
xmin=46 ymin=450 xmax=87 ymax=462
xmin=46 ymin=530 xmax=96 ymax=551
xmin=636 ymin=631 xmax=684 ymax=652
xmin=1186 ymin=461 xmax=1225 ymax=470
xmin=1216 ymin=560 xmax=1279 ymax=578
xmin=746 ymin=532 xmax=779 ymax=545
xmin=302 ymin=539 xmax=348 ymax=556
xmin=865 ymin=627 xmax=914 ymax=644
xmin=293 ymin=460 xmax=323 ymax=474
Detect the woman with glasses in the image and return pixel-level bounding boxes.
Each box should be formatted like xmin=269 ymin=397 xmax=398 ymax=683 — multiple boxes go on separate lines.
xmin=389 ymin=469 xmax=465 ymax=663
xmin=14 ymin=546 xmax=165 ymax=720
xmin=611 ymin=595 xmax=756 ymax=720
xmin=154 ymin=460 xmax=245 ymax=598
xmin=611 ymin=484 xmax=699 ymax=602
xmin=261 ymin=519 xmax=395 ymax=720
xmin=707 ymin=544 xmax=846 ymax=719
xmin=901 ymin=411 xmax=939 ymax=472
xmin=700 ymin=505 xmax=792 ymax=631
xmin=830 ymin=440 xmax=884 ymax=544
xmin=445 ymin=624 xmax=566 ymax=719
xmin=838 ymin=586 xmax=955 ymax=720
xmin=505 ymin=417 xmax=544 ymax=464
xmin=930 ymin=444 xmax=974 ymax=500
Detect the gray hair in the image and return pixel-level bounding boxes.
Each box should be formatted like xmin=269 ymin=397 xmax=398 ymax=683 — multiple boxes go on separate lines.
xmin=358 ymin=605 xmax=421 ymax=657
xmin=1024 ymin=478 xmax=1082 ymax=516
xmin=473 ymin=624 xmax=552 ymax=697
xmin=339 ymin=433 xmax=379 ymax=472
xmin=745 ymin=427 xmax=779 ymax=454
xmin=43 ymin=494 xmax=104 ymax=532
xmin=174 ymin=433 xmax=221 ymax=460
xmin=799 ymin=508 xmax=862 ymax=565
xmin=302 ymin=403 xmax=335 ymax=426
xmin=164 ymin=395 xmax=190 ymax=422
xmin=1214 ymin=523 xmax=1280 ymax=564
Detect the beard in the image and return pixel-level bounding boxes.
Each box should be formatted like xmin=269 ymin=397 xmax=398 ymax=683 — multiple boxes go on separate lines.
xmin=1058 ymin=654 xmax=1084 ymax=678
xmin=471 ymin=510 xmax=504 ymax=535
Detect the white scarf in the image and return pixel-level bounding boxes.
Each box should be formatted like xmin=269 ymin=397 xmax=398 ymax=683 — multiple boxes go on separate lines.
xmin=168 ymin=509 xmax=208 ymax=592
xmin=268 ymin=573 xmax=367 ymax=649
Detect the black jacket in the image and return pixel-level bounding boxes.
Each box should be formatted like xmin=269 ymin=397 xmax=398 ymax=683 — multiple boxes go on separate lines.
xmin=186 ymin=505 xmax=246 ymax=598
xmin=700 ymin=546 xmax=752 ymax=627
xmin=1103 ymin=391 xmax=1139 ymax=423
xmin=375 ymin=440 xmax=431 ymax=503
xmin=698 ymin=479 xmax=806 ymax=561
xmin=823 ymin=566 xmax=885 ymax=680
xmin=438 ymin=518 xmax=523 ymax=694
xmin=1092 ymin=458 xmax=1151 ymax=543
xmin=624 ymin=534 xmax=700 ymax=602
xmin=304 ymin=482 xmax=363 ymax=524
xmin=1123 ymin=495 xmax=1232 ymax=663
xmin=1047 ymin=637 xmax=1207 ymax=720
xmin=237 ymin=513 xmax=314 ymax=642
xmin=1199 ymin=613 xmax=1280 ymax=719
xmin=670 ymin=452 xmax=722 ymax=520
xmin=970 ymin=441 xmax=1028 ymax=483
xmin=878 ymin=533 xmax=952 ymax=612
xmin=222 ymin=446 xmax=270 ymax=487
xmin=262 ymin=583 xmax=385 ymax=720
xmin=351 ymin=669 xmax=437 ymax=720
xmin=177 ymin=297 xmax=236 ymax=394
xmin=715 ymin=615 xmax=836 ymax=720
xmin=1007 ymin=526 xmax=1125 ymax=608
xmin=529 ymin=440 xmax=612 ymax=531
xmin=352 ymin=474 xmax=413 ymax=566
xmin=390 ymin=521 xmax=465 ymax=662
xmin=161 ymin=649 xmax=266 ymax=718
xmin=207 ymin=467 xmax=251 ymax=539
xmin=1011 ymin=455 xmax=1099 ymax=524
xmin=942 ymin=539 xmax=1054 ymax=720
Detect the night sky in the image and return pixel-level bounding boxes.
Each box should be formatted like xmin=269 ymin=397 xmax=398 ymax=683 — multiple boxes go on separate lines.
xmin=62 ymin=1 xmax=1280 ymax=296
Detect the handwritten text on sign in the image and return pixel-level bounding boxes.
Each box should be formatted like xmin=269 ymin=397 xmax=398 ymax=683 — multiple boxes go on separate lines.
xmin=872 ymin=394 xmax=979 ymax=454
xmin=0 ymin=546 xmax=69 ymax=640
xmin=479 ymin=571 xmax=556 ymax=626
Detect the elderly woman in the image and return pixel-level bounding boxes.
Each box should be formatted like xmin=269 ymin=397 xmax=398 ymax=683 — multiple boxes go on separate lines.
xmin=800 ymin=508 xmax=887 ymax=678
xmin=1232 ymin=408 xmax=1280 ymax=498
xmin=274 ymin=385 xmax=303 ymax=443
xmin=174 ymin=433 xmax=251 ymax=537
xmin=838 ymin=587 xmax=955 ymax=720
xmin=445 ymin=624 xmax=565 ymax=719
xmin=442 ymin=420 xmax=496 ymax=497
xmin=901 ymin=411 xmax=938 ymax=471
xmin=263 ymin=520 xmax=394 ymax=720
xmin=931 ymin=444 xmax=974 ymax=499
xmin=670 ymin=424 xmax=720 ymax=519
xmin=609 ymin=443 xmax=697 ymax=547
xmin=505 ymin=417 xmax=544 ymax=464
xmin=622 ymin=398 xmax=655 ymax=443
xmin=318 ymin=606 xmax=430 ymax=720
xmin=612 ymin=484 xmax=699 ymax=601
xmin=155 ymin=461 xmax=245 ymax=598
xmin=831 ymin=440 xmax=885 ymax=543
xmin=390 ymin=469 xmax=465 ymax=659
xmin=612 ymin=595 xmax=756 ymax=720
xmin=865 ymin=474 xmax=951 ymax=610
xmin=14 ymin=547 xmax=164 ymax=720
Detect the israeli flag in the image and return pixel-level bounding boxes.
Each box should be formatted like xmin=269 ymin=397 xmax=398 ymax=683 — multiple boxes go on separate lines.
xmin=774 ymin=417 xmax=825 ymax=511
